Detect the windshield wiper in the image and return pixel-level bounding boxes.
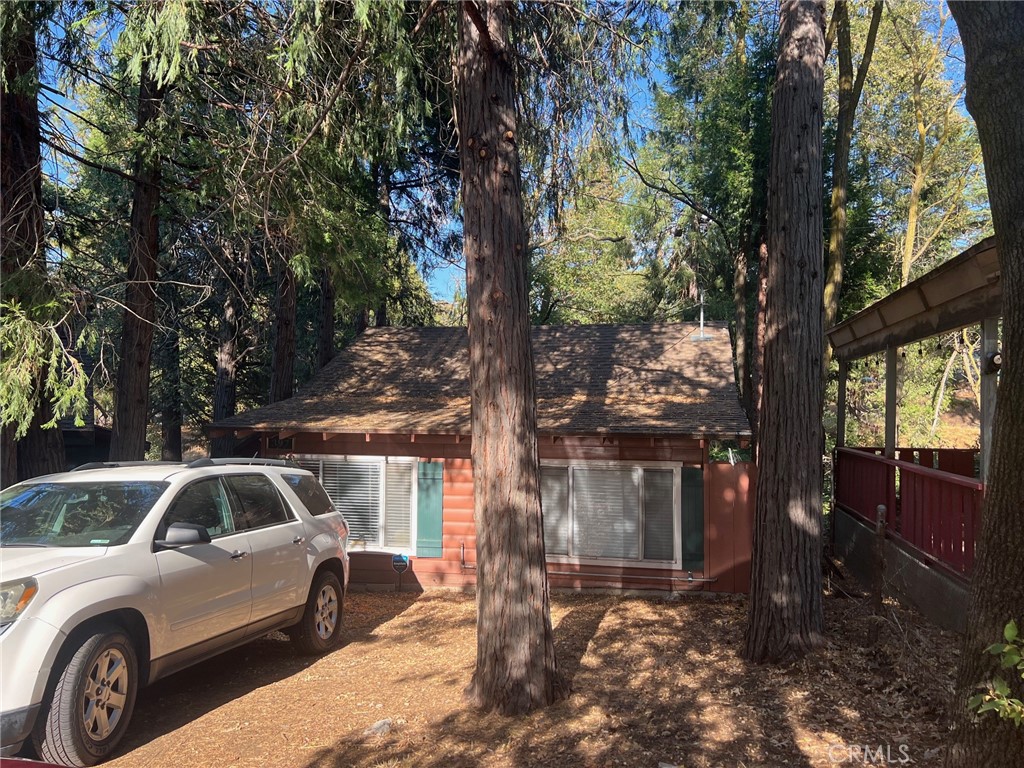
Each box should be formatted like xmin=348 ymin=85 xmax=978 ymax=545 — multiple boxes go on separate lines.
xmin=0 ymin=542 xmax=48 ymax=547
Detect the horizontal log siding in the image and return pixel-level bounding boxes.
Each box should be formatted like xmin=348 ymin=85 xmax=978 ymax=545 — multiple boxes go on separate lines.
xmin=266 ymin=433 xmax=754 ymax=592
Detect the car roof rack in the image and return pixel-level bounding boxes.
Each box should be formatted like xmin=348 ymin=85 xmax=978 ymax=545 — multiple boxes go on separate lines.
xmin=72 ymin=461 xmax=183 ymax=471
xmin=186 ymin=457 xmax=301 ymax=469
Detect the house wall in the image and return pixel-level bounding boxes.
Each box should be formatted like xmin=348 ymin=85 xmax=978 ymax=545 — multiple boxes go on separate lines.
xmin=265 ymin=433 xmax=755 ymax=594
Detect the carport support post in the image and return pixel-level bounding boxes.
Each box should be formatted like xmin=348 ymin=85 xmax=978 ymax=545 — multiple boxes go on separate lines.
xmin=884 ymin=346 xmax=897 ymax=459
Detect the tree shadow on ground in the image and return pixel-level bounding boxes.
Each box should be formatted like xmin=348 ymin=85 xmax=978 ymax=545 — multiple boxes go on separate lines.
xmin=112 ymin=592 xmax=418 ymax=757
xmin=302 ymin=595 xmax=820 ymax=768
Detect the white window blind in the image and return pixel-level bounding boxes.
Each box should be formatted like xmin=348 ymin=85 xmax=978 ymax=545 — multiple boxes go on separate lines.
xmin=384 ymin=463 xmax=413 ymax=549
xmin=643 ymin=469 xmax=674 ymax=560
xmin=572 ymin=468 xmax=640 ymax=560
xmin=322 ymin=462 xmax=380 ymax=544
xmin=541 ymin=467 xmax=569 ymax=555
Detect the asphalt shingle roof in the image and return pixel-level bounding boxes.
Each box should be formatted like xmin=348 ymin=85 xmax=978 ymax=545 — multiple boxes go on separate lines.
xmin=213 ymin=322 xmax=750 ymax=437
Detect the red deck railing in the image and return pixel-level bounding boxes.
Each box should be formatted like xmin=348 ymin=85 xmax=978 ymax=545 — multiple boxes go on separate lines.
xmin=835 ymin=447 xmax=984 ymax=580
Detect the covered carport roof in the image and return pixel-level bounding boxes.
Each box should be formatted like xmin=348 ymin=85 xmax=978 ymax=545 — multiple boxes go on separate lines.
xmin=825 ymin=236 xmax=1000 ymax=361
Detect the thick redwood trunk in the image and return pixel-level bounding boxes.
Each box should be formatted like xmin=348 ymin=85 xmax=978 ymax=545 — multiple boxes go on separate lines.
xmin=17 ymin=399 xmax=66 ymax=479
xmin=456 ymin=0 xmax=563 ymax=714
xmin=744 ymin=0 xmax=826 ymax=664
xmin=110 ymin=71 xmax=164 ymax=460
xmin=944 ymin=3 xmax=1024 ymax=765
xmin=1 ymin=11 xmax=65 ymax=480
xmin=269 ymin=259 xmax=296 ymax=403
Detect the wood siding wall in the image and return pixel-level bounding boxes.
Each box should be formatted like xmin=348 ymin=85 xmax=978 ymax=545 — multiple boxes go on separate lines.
xmin=266 ymin=433 xmax=754 ymax=593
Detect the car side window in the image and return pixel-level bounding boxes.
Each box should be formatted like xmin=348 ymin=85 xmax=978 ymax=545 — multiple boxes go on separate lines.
xmin=283 ymin=474 xmax=335 ymax=517
xmin=224 ymin=475 xmax=291 ymax=530
xmin=159 ymin=479 xmax=233 ymax=540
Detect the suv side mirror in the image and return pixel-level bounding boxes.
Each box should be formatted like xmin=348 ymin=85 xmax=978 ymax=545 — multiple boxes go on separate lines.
xmin=156 ymin=522 xmax=212 ymax=549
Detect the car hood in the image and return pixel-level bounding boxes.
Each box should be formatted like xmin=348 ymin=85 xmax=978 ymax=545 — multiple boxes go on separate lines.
xmin=0 ymin=547 xmax=108 ymax=582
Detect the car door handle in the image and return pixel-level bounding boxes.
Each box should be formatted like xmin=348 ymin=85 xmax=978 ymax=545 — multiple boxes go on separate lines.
xmin=292 ymin=536 xmax=305 ymax=545
xmin=230 ymin=550 xmax=249 ymax=560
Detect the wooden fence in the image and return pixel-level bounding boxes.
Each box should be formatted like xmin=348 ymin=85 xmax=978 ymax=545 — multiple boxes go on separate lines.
xmin=835 ymin=447 xmax=984 ymax=580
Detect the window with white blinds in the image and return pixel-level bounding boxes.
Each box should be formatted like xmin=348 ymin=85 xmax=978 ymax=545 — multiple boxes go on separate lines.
xmin=643 ymin=469 xmax=675 ymax=560
xmin=384 ymin=463 xmax=413 ymax=549
xmin=539 ymin=463 xmax=685 ymax=564
xmin=293 ymin=457 xmax=414 ymax=549
xmin=573 ymin=468 xmax=640 ymax=559
xmin=541 ymin=467 xmax=569 ymax=555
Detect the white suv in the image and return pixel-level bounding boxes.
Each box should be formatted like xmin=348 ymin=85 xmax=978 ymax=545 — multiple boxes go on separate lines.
xmin=0 ymin=459 xmax=350 ymax=767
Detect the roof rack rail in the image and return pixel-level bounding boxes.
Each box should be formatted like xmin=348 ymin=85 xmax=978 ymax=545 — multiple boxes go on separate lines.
xmin=186 ymin=457 xmax=301 ymax=469
xmin=72 ymin=461 xmax=182 ymax=472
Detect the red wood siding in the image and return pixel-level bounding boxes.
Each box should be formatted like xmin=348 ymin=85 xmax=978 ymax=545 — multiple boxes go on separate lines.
xmin=706 ymin=462 xmax=756 ymax=593
xmin=267 ymin=433 xmax=755 ymax=593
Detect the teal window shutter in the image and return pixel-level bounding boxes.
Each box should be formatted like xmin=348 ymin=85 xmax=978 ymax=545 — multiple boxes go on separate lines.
xmin=416 ymin=462 xmax=444 ymax=558
xmin=681 ymin=467 xmax=705 ymax=570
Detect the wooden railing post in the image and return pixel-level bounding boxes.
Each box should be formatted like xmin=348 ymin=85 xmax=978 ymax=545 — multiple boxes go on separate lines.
xmin=867 ymin=503 xmax=887 ymax=646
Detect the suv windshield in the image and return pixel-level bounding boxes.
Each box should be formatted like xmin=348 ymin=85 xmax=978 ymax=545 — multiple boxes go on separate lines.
xmin=0 ymin=481 xmax=168 ymax=547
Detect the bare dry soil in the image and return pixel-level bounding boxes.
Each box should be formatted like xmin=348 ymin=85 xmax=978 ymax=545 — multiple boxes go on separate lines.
xmin=108 ymin=588 xmax=957 ymax=768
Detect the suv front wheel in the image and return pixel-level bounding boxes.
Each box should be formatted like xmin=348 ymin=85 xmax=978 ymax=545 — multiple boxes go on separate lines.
xmin=33 ymin=626 xmax=139 ymax=767
xmin=289 ymin=569 xmax=344 ymax=655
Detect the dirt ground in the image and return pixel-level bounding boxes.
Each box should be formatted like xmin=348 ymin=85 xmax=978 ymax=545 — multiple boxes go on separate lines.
xmin=108 ymin=584 xmax=958 ymax=768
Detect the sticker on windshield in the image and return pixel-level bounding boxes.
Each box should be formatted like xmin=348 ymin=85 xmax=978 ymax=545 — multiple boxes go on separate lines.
xmin=89 ymin=539 xmax=110 ymax=545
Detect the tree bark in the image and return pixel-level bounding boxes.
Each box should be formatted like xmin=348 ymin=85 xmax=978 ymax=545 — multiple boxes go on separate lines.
xmin=823 ymin=0 xmax=882 ymax=372
xmin=316 ymin=267 xmax=336 ymax=372
xmin=158 ymin=324 xmax=183 ymax=461
xmin=1 ymin=8 xmax=65 ymax=480
xmin=110 ymin=69 xmax=165 ymax=460
xmin=751 ymin=239 xmax=769 ymax=457
xmin=456 ymin=0 xmax=563 ymax=714
xmin=211 ymin=242 xmax=240 ymax=458
xmin=744 ymin=0 xmax=826 ymax=664
xmin=733 ymin=242 xmax=750 ymax=409
xmin=269 ymin=258 xmax=296 ymax=403
xmin=944 ymin=3 xmax=1024 ymax=765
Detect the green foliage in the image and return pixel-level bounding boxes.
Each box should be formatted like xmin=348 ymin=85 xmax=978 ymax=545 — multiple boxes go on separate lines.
xmin=968 ymin=620 xmax=1024 ymax=727
xmin=0 ymin=300 xmax=90 ymax=439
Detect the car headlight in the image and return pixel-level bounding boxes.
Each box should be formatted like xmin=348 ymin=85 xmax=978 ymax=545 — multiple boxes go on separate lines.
xmin=0 ymin=578 xmax=38 ymax=628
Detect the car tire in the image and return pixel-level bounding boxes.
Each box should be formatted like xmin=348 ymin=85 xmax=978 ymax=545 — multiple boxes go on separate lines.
xmin=289 ymin=569 xmax=344 ymax=655
xmin=33 ymin=626 xmax=138 ymax=767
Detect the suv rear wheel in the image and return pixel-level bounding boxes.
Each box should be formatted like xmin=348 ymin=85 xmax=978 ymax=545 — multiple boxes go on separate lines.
xmin=33 ymin=626 xmax=139 ymax=767
xmin=289 ymin=569 xmax=343 ymax=655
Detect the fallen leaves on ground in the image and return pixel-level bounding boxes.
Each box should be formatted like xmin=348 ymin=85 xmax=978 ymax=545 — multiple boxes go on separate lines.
xmin=108 ymin=583 xmax=957 ymax=768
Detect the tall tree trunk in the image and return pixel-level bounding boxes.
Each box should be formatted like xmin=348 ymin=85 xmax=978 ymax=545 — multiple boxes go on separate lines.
xmin=944 ymin=4 xmax=1024 ymax=766
xmin=18 ymin=399 xmax=67 ymax=479
xmin=316 ymin=267 xmax=336 ymax=372
xmin=1 ymin=425 xmax=17 ymax=489
xmin=158 ymin=324 xmax=183 ymax=461
xmin=751 ymin=238 xmax=769 ymax=456
xmin=0 ymin=9 xmax=65 ymax=481
xmin=269 ymin=258 xmax=296 ymax=403
xmin=733 ymin=241 xmax=750 ymax=409
xmin=456 ymin=0 xmax=563 ymax=714
xmin=110 ymin=70 xmax=165 ymax=460
xmin=744 ymin=0 xmax=826 ymax=664
xmin=823 ymin=0 xmax=882 ymax=372
xmin=211 ymin=242 xmax=240 ymax=458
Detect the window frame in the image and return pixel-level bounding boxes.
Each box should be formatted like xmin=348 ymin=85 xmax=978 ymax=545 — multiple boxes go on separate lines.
xmin=292 ymin=454 xmax=418 ymax=554
xmin=221 ymin=473 xmax=296 ymax=532
xmin=540 ymin=459 xmax=702 ymax=570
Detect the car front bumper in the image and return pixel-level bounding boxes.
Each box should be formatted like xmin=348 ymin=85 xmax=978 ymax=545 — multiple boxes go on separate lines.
xmin=0 ymin=704 xmax=41 ymax=756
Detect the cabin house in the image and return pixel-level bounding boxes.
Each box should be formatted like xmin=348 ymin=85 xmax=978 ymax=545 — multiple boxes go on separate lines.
xmin=209 ymin=322 xmax=755 ymax=594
